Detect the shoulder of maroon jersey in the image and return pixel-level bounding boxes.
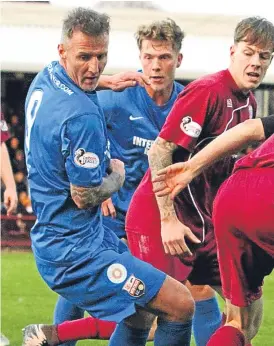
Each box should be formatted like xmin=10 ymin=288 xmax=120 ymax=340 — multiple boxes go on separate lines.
xmin=196 ymin=70 xmax=227 ymax=85
xmin=177 ymin=75 xmax=222 ymax=107
xmin=182 ymin=70 xmax=228 ymax=95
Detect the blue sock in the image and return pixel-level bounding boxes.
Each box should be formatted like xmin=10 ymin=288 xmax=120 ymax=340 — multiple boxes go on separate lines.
xmin=108 ymin=321 xmax=150 ymax=346
xmin=193 ymin=296 xmax=222 ymax=346
xmin=154 ymin=318 xmax=192 ymax=346
xmin=54 ymin=296 xmax=85 ymax=346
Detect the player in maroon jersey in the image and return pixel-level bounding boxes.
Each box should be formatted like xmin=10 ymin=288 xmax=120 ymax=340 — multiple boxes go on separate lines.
xmin=153 ymin=115 xmax=274 ymax=345
xmin=1 ymin=112 xmax=18 ymax=215
xmin=125 ymin=16 xmax=274 ymax=345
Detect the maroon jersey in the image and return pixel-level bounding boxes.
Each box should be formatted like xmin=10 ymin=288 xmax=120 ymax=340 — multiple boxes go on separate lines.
xmin=1 ymin=112 xmax=10 ymax=143
xmin=234 ymin=134 xmax=274 ymax=171
xmin=137 ymin=69 xmax=257 ymax=244
xmin=159 ymin=69 xmax=257 ymax=243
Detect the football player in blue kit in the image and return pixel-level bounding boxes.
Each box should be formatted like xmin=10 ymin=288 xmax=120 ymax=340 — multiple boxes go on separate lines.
xmin=22 ymin=7 xmax=195 ymax=346
xmin=53 ymin=17 xmax=222 ymax=346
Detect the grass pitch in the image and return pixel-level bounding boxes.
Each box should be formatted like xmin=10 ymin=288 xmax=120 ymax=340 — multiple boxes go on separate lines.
xmin=1 ymin=251 xmax=273 ymax=345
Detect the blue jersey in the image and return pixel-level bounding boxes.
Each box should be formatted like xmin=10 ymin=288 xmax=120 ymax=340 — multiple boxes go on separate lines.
xmin=25 ymin=61 xmax=110 ymax=264
xmin=98 ymin=83 xmax=184 ymax=237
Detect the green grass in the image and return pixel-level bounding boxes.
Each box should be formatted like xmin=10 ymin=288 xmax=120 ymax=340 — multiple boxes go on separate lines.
xmin=1 ymin=251 xmax=273 ymax=345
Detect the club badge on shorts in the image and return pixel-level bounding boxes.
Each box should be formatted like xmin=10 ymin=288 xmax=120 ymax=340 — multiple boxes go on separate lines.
xmin=107 ymin=263 xmax=127 ymax=284
xmin=180 ymin=116 xmax=202 ymax=138
xmin=123 ymin=274 xmax=145 ymax=298
xmin=74 ymin=148 xmax=99 ymax=168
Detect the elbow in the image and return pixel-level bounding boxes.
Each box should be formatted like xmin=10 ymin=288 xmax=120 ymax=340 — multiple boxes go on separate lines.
xmin=73 ymin=197 xmax=86 ymax=209
xmin=72 ymin=196 xmax=91 ymax=209
xmin=242 ymin=119 xmax=265 ymax=142
xmin=71 ymin=184 xmax=99 ymax=209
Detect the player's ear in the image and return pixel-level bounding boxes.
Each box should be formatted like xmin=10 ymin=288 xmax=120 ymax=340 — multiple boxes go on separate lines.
xmin=230 ymin=45 xmax=236 ymax=61
xmin=177 ymin=53 xmax=183 ymax=68
xmin=58 ymin=44 xmax=67 ymax=60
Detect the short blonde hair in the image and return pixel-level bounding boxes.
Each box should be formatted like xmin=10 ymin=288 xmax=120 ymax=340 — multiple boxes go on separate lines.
xmin=135 ymin=18 xmax=185 ymax=52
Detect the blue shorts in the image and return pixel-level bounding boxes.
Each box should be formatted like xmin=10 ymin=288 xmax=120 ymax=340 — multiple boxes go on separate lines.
xmin=35 ymin=228 xmax=166 ymax=322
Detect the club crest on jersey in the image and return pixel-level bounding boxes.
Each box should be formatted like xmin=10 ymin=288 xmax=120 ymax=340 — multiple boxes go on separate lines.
xmin=122 ymin=275 xmax=145 ymax=297
xmin=74 ymin=148 xmax=99 ymax=168
xmin=107 ymin=263 xmax=127 ymax=284
xmin=227 ymin=99 xmax=233 ymax=108
xmin=248 ymin=105 xmax=253 ymax=119
xmin=180 ymin=116 xmax=202 ymax=138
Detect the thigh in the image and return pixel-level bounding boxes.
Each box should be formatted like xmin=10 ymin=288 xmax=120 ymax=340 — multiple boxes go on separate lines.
xmin=146 ymin=275 xmax=195 ymax=323
xmin=126 ymin=192 xmax=192 ymax=282
xmin=127 ymin=227 xmax=192 ymax=282
xmin=213 ymin=170 xmax=274 ymax=307
xmin=124 ymin=276 xmax=195 ymax=328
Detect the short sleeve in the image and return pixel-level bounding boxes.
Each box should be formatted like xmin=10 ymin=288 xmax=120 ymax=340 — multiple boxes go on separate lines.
xmin=261 ymin=115 xmax=274 ymax=139
xmin=62 ymin=113 xmax=106 ymax=187
xmin=159 ymin=85 xmax=215 ymax=152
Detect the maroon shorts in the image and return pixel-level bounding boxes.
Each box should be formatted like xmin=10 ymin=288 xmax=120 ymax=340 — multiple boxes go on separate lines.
xmin=213 ymin=168 xmax=274 ymax=307
xmin=126 ymin=186 xmax=220 ymax=285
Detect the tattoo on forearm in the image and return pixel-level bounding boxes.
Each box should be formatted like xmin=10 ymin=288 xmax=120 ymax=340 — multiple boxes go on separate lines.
xmin=149 ymin=138 xmax=178 ymax=220
xmin=71 ymin=171 xmax=123 ymax=209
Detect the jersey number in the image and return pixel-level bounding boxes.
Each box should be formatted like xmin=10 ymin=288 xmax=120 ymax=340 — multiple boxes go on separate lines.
xmin=25 ymin=90 xmax=43 ymax=151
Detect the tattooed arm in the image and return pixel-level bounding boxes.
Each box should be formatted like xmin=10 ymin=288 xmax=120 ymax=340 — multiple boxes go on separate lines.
xmin=148 ymin=137 xmax=200 ymax=257
xmin=148 ymin=137 xmax=178 ymax=221
xmin=71 ymin=159 xmax=125 ymax=209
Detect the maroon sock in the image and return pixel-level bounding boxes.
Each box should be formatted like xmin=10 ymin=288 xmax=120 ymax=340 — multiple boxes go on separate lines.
xmin=96 ymin=319 xmax=116 ymax=339
xmin=57 ymin=317 xmax=97 ymax=342
xmin=207 ymin=326 xmax=245 ymax=346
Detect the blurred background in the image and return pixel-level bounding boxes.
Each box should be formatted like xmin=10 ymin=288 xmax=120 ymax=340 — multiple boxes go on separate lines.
xmin=1 ymin=1 xmax=274 ymax=345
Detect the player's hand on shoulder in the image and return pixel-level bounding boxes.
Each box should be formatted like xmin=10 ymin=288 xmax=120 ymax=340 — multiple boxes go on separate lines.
xmin=109 ymin=159 xmax=125 ymax=185
xmin=153 ymin=162 xmax=194 ymax=199
xmin=101 ymin=198 xmax=116 ymax=218
xmin=109 ymin=158 xmax=125 ymax=174
xmin=161 ymin=218 xmax=200 ymax=257
xmin=109 ymin=71 xmax=150 ymax=91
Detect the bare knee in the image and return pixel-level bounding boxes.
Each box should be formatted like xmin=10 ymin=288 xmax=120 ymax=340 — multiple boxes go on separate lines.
xmin=148 ymin=276 xmax=195 ymax=323
xmin=173 ymin=291 xmax=195 ymax=322
xmin=186 ymin=282 xmax=216 ymax=301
